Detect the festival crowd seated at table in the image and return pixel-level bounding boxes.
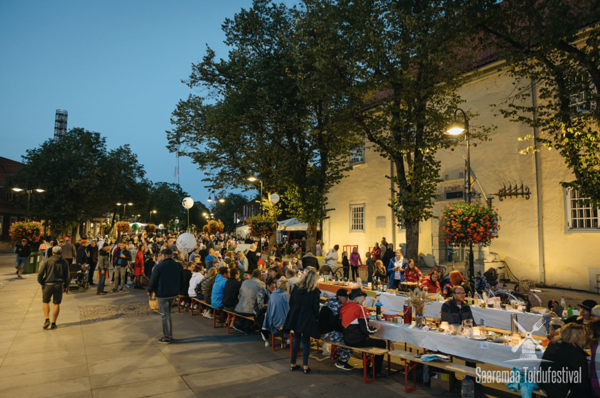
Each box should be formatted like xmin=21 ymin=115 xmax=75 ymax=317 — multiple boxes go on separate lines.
xmin=222 ymin=267 xmax=242 ymax=312
xmin=262 ymin=277 xmax=290 ymax=346
xmin=443 ymin=270 xmax=473 ymax=298
xmin=420 ymin=271 xmax=441 ymax=293
xmin=233 ymin=269 xmax=265 ymax=334
xmin=403 ymin=259 xmax=422 ymax=284
xmin=318 ymin=288 xmax=354 ymax=371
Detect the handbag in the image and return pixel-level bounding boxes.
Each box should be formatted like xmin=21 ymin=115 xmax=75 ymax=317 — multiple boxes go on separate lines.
xmin=148 ymin=293 xmax=159 ymax=310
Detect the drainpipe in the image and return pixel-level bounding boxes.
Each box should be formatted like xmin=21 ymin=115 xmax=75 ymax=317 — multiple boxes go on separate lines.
xmin=391 ymin=160 xmax=396 ymax=248
xmin=531 ymin=78 xmax=546 ymax=285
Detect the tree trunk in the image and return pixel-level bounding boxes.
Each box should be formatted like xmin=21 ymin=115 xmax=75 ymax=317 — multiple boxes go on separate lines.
xmin=404 ymin=220 xmax=420 ymax=261
xmin=268 ymin=234 xmax=277 ymax=256
xmin=306 ymin=223 xmax=317 ymax=256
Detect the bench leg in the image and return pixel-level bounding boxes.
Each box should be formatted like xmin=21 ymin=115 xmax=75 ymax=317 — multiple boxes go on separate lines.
xmin=386 ymin=340 xmax=401 ymax=376
xmin=404 ymin=360 xmax=418 ymax=393
xmin=272 ymin=329 xmax=284 ymax=351
xmin=227 ymin=314 xmax=239 ymax=334
xmin=213 ymin=309 xmax=224 ymax=328
xmin=330 ymin=345 xmax=338 ymax=361
xmin=362 ymin=352 xmax=376 ymax=384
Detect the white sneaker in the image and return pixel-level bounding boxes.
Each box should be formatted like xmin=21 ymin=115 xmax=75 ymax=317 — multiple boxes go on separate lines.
xmin=206 ymin=312 xmax=213 ymax=319
xmin=265 ymin=341 xmax=271 ymax=347
xmin=202 ymin=310 xmax=208 ymax=318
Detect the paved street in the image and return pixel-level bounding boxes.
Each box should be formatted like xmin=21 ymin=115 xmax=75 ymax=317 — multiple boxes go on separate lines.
xmin=0 ymin=253 xmax=471 ymax=398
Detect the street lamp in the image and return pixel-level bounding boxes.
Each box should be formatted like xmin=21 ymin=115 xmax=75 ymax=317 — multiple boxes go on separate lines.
xmin=248 ymin=176 xmax=263 ymax=216
xmin=116 ymin=202 xmax=133 ymax=220
xmin=12 ymin=186 xmax=45 ymax=222
xmin=150 ymin=209 xmax=157 ymax=221
xmin=446 ymin=108 xmax=474 ymax=278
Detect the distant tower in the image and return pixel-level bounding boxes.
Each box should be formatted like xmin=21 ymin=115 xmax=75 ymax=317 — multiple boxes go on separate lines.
xmin=54 ymin=109 xmax=68 ymax=140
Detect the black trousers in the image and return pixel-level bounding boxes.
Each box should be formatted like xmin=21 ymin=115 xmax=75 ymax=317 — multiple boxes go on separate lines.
xmin=351 ymin=338 xmax=386 ymax=374
xmin=351 ymin=266 xmax=359 ymax=281
xmin=88 ymin=262 xmax=96 ymax=284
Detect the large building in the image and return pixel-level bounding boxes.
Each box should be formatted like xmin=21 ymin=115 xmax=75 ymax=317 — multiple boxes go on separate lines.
xmin=323 ymin=58 xmax=600 ymax=292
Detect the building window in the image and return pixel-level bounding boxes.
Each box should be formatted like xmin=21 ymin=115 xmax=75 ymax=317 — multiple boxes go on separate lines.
xmin=10 ymin=216 xmax=17 ymax=227
xmin=566 ymin=189 xmax=599 ymax=229
xmin=349 ymin=204 xmax=365 ymax=232
xmin=349 ymin=142 xmax=365 ymax=166
xmin=569 ymin=74 xmax=593 ymax=113
xmin=445 ymin=191 xmax=463 ymax=200
xmin=4 ymin=188 xmax=13 ymax=202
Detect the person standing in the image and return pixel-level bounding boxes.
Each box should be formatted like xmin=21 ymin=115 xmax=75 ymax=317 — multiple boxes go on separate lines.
xmin=148 ymin=248 xmax=185 ymax=344
xmin=349 ymin=247 xmax=363 ymax=282
xmin=61 ymin=238 xmax=76 ymax=265
xmin=134 ymin=244 xmax=145 ymax=289
xmin=14 ymin=238 xmax=31 ymax=278
xmin=87 ymin=240 xmax=99 ymax=286
xmin=372 ymin=242 xmax=381 ymax=262
xmin=246 ymin=243 xmax=259 ymax=272
xmin=387 ymin=250 xmax=407 ymax=289
xmin=283 ymin=269 xmax=321 ymax=374
xmin=76 ymin=240 xmax=90 ymax=278
xmin=96 ymin=244 xmax=111 ymax=295
xmin=324 ymin=245 xmax=339 ymax=272
xmin=38 ymin=246 xmax=70 ymax=329
xmin=112 ymin=243 xmax=131 ymax=293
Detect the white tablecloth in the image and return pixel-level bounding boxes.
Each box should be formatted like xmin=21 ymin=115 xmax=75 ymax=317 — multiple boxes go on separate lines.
xmin=375 ymin=293 xmax=545 ymax=336
xmin=372 ymin=320 xmax=543 ymax=370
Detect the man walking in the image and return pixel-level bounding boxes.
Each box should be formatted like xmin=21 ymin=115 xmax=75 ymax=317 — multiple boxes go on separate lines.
xmin=38 ymin=246 xmax=70 ymax=329
xmin=112 ymin=242 xmax=131 ymax=292
xmin=14 ymin=238 xmax=31 ymax=278
xmin=61 ymin=238 xmax=76 ymax=265
xmin=148 ymin=248 xmax=184 ymax=344
xmin=97 ymin=244 xmax=111 ymax=295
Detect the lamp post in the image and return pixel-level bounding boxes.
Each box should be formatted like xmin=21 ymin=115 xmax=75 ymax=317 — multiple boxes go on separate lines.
xmin=116 ymin=202 xmax=133 ymax=221
xmin=446 ymin=108 xmax=474 ymax=278
xmin=248 ymin=176 xmax=263 ymax=216
xmin=150 ymin=210 xmax=157 ymax=222
xmin=12 ymin=186 xmax=45 ymax=222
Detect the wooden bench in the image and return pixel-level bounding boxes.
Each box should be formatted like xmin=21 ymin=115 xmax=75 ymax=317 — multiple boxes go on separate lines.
xmin=190 ymin=297 xmax=205 ymax=317
xmin=177 ymin=295 xmax=191 ymax=313
xmin=223 ymin=310 xmax=254 ymax=335
xmin=323 ymin=339 xmax=389 ymax=384
xmin=190 ymin=298 xmax=225 ymax=328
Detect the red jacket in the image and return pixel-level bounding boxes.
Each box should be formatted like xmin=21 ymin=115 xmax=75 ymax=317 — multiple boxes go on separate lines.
xmin=404 ymin=266 xmax=422 ymax=283
xmin=420 ymin=276 xmax=440 ymax=293
xmin=340 ymin=301 xmax=376 ymax=345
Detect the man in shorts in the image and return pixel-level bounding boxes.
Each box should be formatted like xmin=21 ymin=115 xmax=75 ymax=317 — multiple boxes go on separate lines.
xmin=37 ymin=246 xmax=70 ymax=330
xmin=14 ymin=238 xmax=31 ymax=278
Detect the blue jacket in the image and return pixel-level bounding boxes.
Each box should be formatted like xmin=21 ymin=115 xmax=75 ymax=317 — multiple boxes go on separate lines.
xmin=387 ymin=257 xmax=408 ymax=288
xmin=148 ymin=258 xmax=184 ymax=299
xmin=211 ymin=274 xmax=227 ymax=308
xmin=263 ymin=289 xmax=290 ymax=334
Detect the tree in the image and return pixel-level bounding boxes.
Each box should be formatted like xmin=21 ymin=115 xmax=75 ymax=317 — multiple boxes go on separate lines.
xmin=301 ymin=0 xmax=489 ymax=260
xmin=146 ymin=182 xmax=209 ymax=232
xmin=211 ymin=193 xmax=249 ymax=233
xmin=473 ymin=0 xmax=600 ymax=205
xmin=169 ymin=0 xmax=359 ymax=253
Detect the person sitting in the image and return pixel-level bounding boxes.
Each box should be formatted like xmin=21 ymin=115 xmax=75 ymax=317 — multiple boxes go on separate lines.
xmin=286 ymin=269 xmax=300 ymax=293
xmin=211 ymin=266 xmax=229 ymax=310
xmin=204 ymin=248 xmax=215 ymax=270
xmin=387 ymin=249 xmax=407 ymax=289
xmin=443 ymin=270 xmax=473 ymax=298
xmin=267 ymin=265 xmax=283 ymax=282
xmin=340 ymin=288 xmax=386 ymax=378
xmin=372 ymin=260 xmax=387 ymax=283
xmin=233 ymin=269 xmax=266 ymax=334
xmin=539 ymin=323 xmax=593 ymax=398
xmin=301 ymin=251 xmax=319 ymax=271
xmin=441 ymin=286 xmax=476 ymax=325
xmin=564 ymin=299 xmax=598 ymax=325
xmin=588 ymin=320 xmax=600 ymax=397
xmin=200 ymin=268 xmax=218 ymax=318
xmin=222 ymin=268 xmax=242 ymax=312
xmin=255 ymin=277 xmax=276 ymax=338
xmin=420 ymin=271 xmax=441 ymax=293
xmin=188 ymin=265 xmax=204 ymax=303
xmin=179 ymin=262 xmax=193 ymax=308
xmin=403 ymin=259 xmax=422 ymax=284
xmin=319 ymin=288 xmax=354 ymax=371
xmin=262 ymin=277 xmax=291 ymax=347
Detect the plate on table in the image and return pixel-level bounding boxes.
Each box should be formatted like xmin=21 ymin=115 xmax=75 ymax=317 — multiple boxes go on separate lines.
xmin=469 ymin=335 xmax=487 ymax=340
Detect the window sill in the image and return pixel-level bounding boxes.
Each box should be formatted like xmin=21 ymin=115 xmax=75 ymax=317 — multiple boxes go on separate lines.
xmin=564 ymin=227 xmax=600 ymax=234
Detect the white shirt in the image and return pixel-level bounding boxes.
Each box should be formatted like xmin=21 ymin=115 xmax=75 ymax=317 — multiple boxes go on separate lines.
xmin=188 ymin=272 xmax=204 ymax=297
xmin=393 ymin=256 xmax=404 ymax=280
xmin=324 ymin=250 xmax=339 ymax=268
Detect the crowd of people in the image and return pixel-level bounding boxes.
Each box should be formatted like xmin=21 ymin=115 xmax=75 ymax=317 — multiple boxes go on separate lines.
xmin=19 ymin=230 xmax=600 ymax=395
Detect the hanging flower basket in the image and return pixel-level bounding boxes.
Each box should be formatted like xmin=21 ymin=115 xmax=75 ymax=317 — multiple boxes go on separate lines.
xmin=247 ymin=215 xmax=277 ymax=238
xmin=9 ymin=221 xmax=43 ymax=243
xmin=206 ymin=220 xmax=224 ymax=234
xmin=442 ymin=203 xmax=500 ymax=246
xmin=145 ymin=224 xmax=156 ymax=234
xmin=116 ymin=221 xmax=131 ymax=234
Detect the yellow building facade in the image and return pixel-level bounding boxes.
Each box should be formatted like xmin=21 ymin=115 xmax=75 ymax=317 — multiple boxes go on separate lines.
xmin=323 ymin=61 xmax=600 ymax=292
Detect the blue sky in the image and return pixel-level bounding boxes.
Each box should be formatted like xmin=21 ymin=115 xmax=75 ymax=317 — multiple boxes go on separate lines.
xmin=0 ymin=0 xmax=295 ymax=203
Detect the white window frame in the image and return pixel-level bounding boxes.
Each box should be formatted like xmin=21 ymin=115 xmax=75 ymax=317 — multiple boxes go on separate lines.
xmin=564 ymin=188 xmax=600 ymax=233
xmin=349 ymin=203 xmax=365 ymax=233
xmin=3 ymin=187 xmax=13 ymax=202
xmin=10 ymin=216 xmax=17 ymax=226
xmin=569 ymin=73 xmax=594 ymax=114
xmin=349 ymin=140 xmax=365 ymax=166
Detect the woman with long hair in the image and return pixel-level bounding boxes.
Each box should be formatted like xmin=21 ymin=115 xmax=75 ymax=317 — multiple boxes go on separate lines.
xmin=539 ymin=323 xmax=593 ymax=397
xmin=133 ymin=244 xmax=145 ymax=289
xmin=283 ymin=269 xmax=321 ymax=374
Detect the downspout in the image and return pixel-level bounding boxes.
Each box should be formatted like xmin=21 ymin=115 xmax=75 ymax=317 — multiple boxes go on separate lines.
xmin=531 ymin=78 xmax=546 ymax=285
xmin=391 ymin=160 xmax=396 ymax=248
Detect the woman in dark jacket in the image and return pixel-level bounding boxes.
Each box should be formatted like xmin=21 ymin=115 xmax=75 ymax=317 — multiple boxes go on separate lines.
xmin=246 ymin=244 xmax=259 ymax=272
xmin=86 ymin=240 xmax=99 ymax=286
xmin=539 ymin=323 xmax=593 ymax=398
xmin=283 ymin=269 xmax=320 ymax=374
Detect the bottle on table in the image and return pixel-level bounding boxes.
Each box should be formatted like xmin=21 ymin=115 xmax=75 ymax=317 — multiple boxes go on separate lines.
xmin=560 ymin=296 xmax=566 ymax=308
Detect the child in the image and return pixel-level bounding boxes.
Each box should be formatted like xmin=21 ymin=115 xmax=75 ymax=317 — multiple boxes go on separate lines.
xmin=373 ymin=260 xmax=387 ymax=283
xmin=365 ymin=251 xmax=374 ymax=283
xmin=341 ymin=251 xmax=350 ymax=280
